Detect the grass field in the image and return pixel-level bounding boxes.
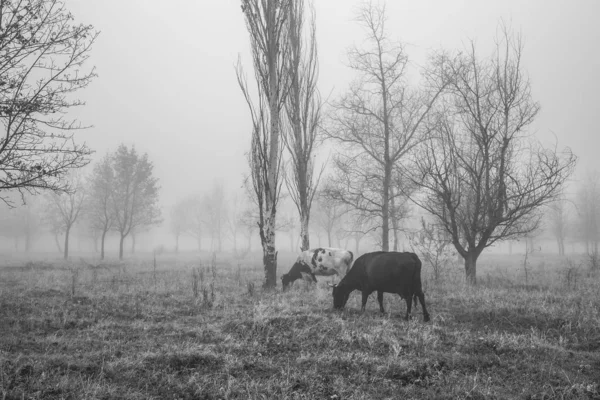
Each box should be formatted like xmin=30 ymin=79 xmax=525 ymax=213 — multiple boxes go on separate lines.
xmin=1 ymin=251 xmax=599 ymax=399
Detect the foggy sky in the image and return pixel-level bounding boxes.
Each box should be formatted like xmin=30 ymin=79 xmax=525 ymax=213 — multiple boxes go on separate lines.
xmin=65 ymin=0 xmax=599 ymax=208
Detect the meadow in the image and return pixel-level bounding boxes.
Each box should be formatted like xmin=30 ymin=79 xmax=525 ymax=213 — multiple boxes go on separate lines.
xmin=0 ymin=250 xmax=599 ymax=399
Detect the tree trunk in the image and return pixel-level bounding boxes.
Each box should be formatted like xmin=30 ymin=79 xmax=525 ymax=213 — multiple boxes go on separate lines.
xmin=54 ymin=233 xmax=62 ymax=254
xmin=131 ymin=233 xmax=136 ymax=254
xmin=197 ymin=236 xmax=202 ymax=252
xmin=100 ymin=229 xmax=107 ymax=260
xmin=299 ymin=212 xmax=310 ymax=251
xmin=464 ymin=252 xmax=479 ymax=285
xmin=381 ymin=202 xmax=389 ymax=251
xmin=247 ymin=231 xmax=252 ymax=252
xmin=390 ymin=193 xmax=399 ymax=251
xmin=262 ymin=29 xmax=282 ymax=289
xmin=63 ymin=226 xmax=70 ymax=260
xmin=327 ymin=230 xmax=332 ymax=247
xmin=556 ymin=237 xmax=564 ymax=256
xmin=119 ymin=234 xmax=125 ymax=260
xmin=25 ymin=230 xmax=31 ymax=252
xmin=175 ymin=233 xmax=179 ymax=253
xmin=261 ymin=213 xmax=278 ymax=288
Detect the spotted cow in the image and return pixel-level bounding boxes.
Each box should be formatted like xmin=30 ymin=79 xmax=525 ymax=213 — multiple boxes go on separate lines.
xmin=281 ymin=247 xmax=354 ymax=290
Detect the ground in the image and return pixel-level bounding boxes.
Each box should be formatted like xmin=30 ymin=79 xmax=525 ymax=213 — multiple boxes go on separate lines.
xmin=0 ymin=251 xmax=599 ymax=399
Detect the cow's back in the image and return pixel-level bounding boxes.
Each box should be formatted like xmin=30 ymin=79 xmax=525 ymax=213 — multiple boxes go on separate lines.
xmin=363 ymin=252 xmax=420 ymax=296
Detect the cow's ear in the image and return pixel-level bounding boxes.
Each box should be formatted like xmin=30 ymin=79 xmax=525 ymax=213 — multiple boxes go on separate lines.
xmin=327 ymin=283 xmax=337 ymax=288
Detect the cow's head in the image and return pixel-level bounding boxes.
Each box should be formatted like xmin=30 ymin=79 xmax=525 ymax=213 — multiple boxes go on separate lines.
xmin=328 ymin=283 xmax=350 ymax=309
xmin=281 ymin=273 xmax=292 ymax=290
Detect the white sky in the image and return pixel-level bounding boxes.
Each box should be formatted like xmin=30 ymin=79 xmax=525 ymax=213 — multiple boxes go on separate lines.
xmin=65 ymin=0 xmax=600 ymax=207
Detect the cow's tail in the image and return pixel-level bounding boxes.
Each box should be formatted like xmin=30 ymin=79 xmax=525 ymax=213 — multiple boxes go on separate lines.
xmin=412 ymin=254 xmax=424 ymax=310
xmin=345 ymin=251 xmax=354 ymax=274
xmin=411 ymin=253 xmax=430 ymax=321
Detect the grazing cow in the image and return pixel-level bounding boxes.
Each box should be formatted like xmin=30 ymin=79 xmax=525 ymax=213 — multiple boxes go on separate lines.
xmin=281 ymin=247 xmax=354 ymax=290
xmin=329 ymin=251 xmax=430 ymax=322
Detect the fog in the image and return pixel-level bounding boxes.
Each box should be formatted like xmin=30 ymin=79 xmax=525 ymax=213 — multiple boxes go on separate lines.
xmin=1 ymin=0 xmax=599 ymax=256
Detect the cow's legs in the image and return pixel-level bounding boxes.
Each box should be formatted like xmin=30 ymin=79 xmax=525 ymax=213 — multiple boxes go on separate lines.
xmin=377 ymin=291 xmax=385 ymax=313
xmin=361 ymin=291 xmax=369 ymax=312
xmin=404 ymin=295 xmax=413 ymax=321
xmin=416 ymin=290 xmax=430 ymax=322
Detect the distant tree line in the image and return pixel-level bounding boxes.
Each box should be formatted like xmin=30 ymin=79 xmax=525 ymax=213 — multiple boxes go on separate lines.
xmin=0 ymin=144 xmax=161 ymax=260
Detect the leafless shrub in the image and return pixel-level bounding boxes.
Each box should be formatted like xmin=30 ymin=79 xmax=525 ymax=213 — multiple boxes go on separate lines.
xmin=235 ymin=264 xmax=242 ymax=286
xmin=153 ymin=254 xmax=158 ymax=292
xmin=587 ymin=251 xmax=599 ymax=271
xmin=247 ymin=281 xmax=256 ymax=297
xmin=564 ymin=259 xmax=582 ymax=290
xmin=202 ymin=282 xmax=215 ymax=308
xmin=408 ymin=218 xmax=454 ymax=283
xmin=69 ymin=267 xmax=79 ymax=297
xmin=522 ymin=241 xmax=535 ymax=287
xmin=211 ymin=252 xmax=218 ymax=280
xmin=191 ymin=267 xmax=202 ymax=298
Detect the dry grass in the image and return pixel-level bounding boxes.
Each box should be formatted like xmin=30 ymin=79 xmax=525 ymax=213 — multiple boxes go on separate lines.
xmin=1 ymin=252 xmax=599 ymax=399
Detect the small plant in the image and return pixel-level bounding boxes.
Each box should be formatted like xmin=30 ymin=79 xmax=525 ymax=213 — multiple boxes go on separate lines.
xmin=522 ymin=241 xmax=532 ymax=287
xmin=153 ymin=253 xmax=158 ymax=292
xmin=191 ymin=267 xmax=201 ymax=298
xmin=69 ymin=266 xmax=79 ymax=297
xmin=587 ymin=250 xmax=599 ymax=271
xmin=235 ymin=263 xmax=242 ymax=286
xmin=202 ymin=282 xmax=215 ymax=308
xmin=211 ymin=252 xmax=217 ymax=280
xmin=564 ymin=258 xmax=581 ymax=290
xmin=247 ymin=281 xmax=255 ymax=297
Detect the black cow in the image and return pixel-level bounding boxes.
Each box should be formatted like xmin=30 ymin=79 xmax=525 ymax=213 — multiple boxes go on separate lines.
xmin=329 ymin=251 xmax=430 ymax=322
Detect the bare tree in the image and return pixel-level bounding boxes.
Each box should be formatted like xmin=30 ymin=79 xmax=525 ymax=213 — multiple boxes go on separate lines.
xmin=323 ymin=2 xmax=445 ymax=251
xmin=0 ymin=0 xmax=98 ymax=205
xmin=86 ymin=154 xmax=114 ymax=259
xmin=409 ymin=24 xmax=577 ymax=284
xmin=181 ymin=194 xmax=205 ymax=252
xmin=547 ymin=193 xmax=570 ymax=256
xmin=276 ymin=213 xmax=297 ymax=251
xmin=238 ymin=207 xmax=258 ymax=252
xmin=203 ymin=182 xmax=227 ymax=252
xmin=313 ymin=191 xmax=346 ymax=247
xmin=170 ymin=199 xmax=188 ymax=253
xmin=283 ymin=0 xmax=323 ymax=251
xmin=226 ymin=194 xmax=246 ymax=252
xmin=45 ymin=172 xmax=86 ymax=259
xmin=111 ymin=144 xmax=161 ymax=260
xmin=0 ymin=192 xmax=39 ymax=250
xmin=238 ymin=0 xmax=291 ymax=288
xmin=347 ymin=211 xmax=370 ymax=254
xmin=575 ymin=171 xmax=600 ymax=257
xmin=408 ymin=217 xmax=455 ymax=282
